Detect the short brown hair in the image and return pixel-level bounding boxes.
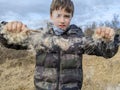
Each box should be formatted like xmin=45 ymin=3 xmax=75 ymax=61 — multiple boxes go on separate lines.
xmin=50 ymin=0 xmax=74 ymax=17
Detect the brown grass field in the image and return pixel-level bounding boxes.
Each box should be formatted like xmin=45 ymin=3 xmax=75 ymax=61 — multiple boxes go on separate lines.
xmin=0 ymin=46 xmax=120 ymax=90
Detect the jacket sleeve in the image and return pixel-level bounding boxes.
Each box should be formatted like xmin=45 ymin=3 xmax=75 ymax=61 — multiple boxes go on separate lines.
xmin=83 ymin=37 xmax=119 ymax=58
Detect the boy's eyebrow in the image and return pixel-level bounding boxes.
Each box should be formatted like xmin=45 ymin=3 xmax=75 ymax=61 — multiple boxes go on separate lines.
xmin=64 ymin=15 xmax=71 ymax=17
xmin=53 ymin=13 xmax=72 ymax=18
xmin=52 ymin=10 xmax=72 ymax=18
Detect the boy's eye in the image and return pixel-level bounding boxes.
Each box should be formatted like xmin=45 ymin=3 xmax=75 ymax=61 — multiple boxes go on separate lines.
xmin=56 ymin=14 xmax=61 ymax=17
xmin=64 ymin=15 xmax=71 ymax=18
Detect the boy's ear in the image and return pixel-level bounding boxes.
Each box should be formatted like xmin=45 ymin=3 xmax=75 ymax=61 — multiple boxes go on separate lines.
xmin=50 ymin=14 xmax=53 ymax=19
xmin=50 ymin=15 xmax=52 ymax=19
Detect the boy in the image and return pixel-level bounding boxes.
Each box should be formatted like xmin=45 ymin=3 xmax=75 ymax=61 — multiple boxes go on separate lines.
xmin=0 ymin=0 xmax=119 ymax=90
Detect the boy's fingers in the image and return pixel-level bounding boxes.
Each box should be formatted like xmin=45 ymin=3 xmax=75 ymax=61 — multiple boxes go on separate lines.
xmin=104 ymin=28 xmax=110 ymax=38
xmin=94 ymin=27 xmax=115 ymax=41
xmin=96 ymin=28 xmax=101 ymax=35
xmin=105 ymin=28 xmax=110 ymax=35
xmin=100 ymin=28 xmax=105 ymax=37
xmin=6 ymin=22 xmax=12 ymax=32
xmin=16 ymin=22 xmax=23 ymax=33
xmin=4 ymin=21 xmax=27 ymax=33
xmin=104 ymin=28 xmax=115 ymax=40
xmin=12 ymin=22 xmax=17 ymax=32
xmin=12 ymin=21 xmax=22 ymax=33
xmin=109 ymin=29 xmax=115 ymax=38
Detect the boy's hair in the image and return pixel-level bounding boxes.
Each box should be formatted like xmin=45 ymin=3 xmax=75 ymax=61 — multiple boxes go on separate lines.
xmin=50 ymin=0 xmax=74 ymax=17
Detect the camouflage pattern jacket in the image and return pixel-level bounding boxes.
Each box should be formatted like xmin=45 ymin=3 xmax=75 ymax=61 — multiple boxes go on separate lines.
xmin=0 ymin=22 xmax=119 ymax=90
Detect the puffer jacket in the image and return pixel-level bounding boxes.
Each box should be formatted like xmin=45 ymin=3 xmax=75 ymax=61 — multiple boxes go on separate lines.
xmin=0 ymin=22 xmax=119 ymax=90
xmin=34 ymin=25 xmax=85 ymax=90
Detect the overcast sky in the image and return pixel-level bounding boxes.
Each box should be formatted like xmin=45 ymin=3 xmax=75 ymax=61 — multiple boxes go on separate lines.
xmin=0 ymin=0 xmax=120 ymax=29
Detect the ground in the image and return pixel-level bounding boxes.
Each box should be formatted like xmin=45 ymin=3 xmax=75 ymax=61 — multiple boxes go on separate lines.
xmin=0 ymin=47 xmax=120 ymax=90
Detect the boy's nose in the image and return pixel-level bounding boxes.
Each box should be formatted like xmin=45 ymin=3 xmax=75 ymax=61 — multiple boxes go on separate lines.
xmin=60 ymin=17 xmax=65 ymax=23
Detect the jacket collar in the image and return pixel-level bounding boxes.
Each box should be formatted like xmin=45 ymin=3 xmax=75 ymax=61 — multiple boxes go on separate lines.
xmin=52 ymin=25 xmax=65 ymax=36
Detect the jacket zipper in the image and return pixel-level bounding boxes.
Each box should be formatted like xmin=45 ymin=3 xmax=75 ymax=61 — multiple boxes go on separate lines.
xmin=57 ymin=50 xmax=61 ymax=90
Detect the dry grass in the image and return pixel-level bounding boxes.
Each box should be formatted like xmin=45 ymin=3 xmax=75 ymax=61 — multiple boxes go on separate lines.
xmin=82 ymin=47 xmax=120 ymax=90
xmin=0 ymin=47 xmax=35 ymax=90
xmin=0 ymin=46 xmax=120 ymax=90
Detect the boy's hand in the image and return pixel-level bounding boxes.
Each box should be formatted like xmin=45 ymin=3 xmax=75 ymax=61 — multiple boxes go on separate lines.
xmin=93 ymin=27 xmax=115 ymax=42
xmin=3 ymin=21 xmax=28 ymax=33
xmin=1 ymin=21 xmax=30 ymax=44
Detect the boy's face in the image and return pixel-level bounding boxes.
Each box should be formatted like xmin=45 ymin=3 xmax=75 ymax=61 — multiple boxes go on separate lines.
xmin=50 ymin=8 xmax=72 ymax=31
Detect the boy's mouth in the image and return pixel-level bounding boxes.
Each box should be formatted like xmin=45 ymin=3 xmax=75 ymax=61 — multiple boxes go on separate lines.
xmin=59 ymin=25 xmax=66 ymax=29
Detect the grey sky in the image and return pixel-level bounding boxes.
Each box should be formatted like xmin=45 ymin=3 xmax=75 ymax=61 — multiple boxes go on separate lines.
xmin=0 ymin=0 xmax=50 ymax=15
xmin=0 ymin=0 xmax=120 ymax=29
